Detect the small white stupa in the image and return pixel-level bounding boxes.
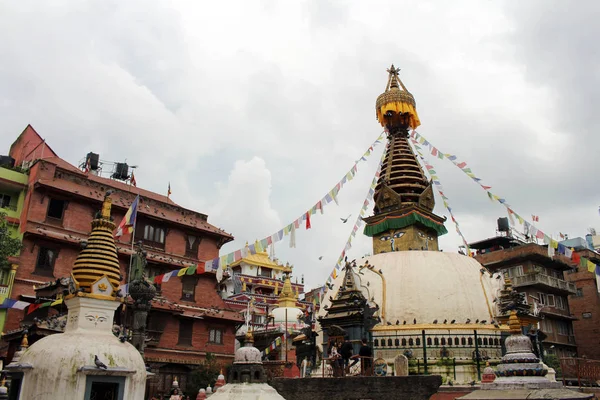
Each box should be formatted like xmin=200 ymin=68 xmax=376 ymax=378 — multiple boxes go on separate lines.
xmin=6 ymin=193 xmax=147 ymax=399
xmin=209 ymin=331 xmax=286 ymax=399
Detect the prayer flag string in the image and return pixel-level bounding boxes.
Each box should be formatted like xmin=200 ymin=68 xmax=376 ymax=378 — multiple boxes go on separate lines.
xmin=410 ymin=130 xmax=600 ymax=283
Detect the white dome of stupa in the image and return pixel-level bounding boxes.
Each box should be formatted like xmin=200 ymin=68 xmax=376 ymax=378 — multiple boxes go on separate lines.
xmin=319 ymin=251 xmax=502 ymax=327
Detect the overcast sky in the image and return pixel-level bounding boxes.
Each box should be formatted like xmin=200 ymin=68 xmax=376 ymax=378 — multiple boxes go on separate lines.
xmin=1 ymin=1 xmax=598 ymax=290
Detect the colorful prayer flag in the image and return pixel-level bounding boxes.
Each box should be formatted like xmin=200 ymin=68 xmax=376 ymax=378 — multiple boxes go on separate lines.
xmin=115 ymin=195 xmax=139 ymax=237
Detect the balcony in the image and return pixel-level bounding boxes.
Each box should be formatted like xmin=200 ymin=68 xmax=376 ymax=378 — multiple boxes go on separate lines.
xmin=512 ymin=273 xmax=577 ymax=294
xmin=0 ymin=285 xmax=8 ymax=296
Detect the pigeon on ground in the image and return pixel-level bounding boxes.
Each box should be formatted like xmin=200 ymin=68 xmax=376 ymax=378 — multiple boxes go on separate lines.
xmin=94 ymin=355 xmax=108 ymax=370
xmin=450 ymin=319 xmax=456 ymax=324
xmin=433 ymin=319 xmax=438 ymax=324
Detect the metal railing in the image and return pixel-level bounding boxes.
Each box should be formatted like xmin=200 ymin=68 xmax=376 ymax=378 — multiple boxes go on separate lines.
xmin=560 ymin=357 xmax=600 ymax=387
xmin=321 ymin=356 xmax=374 ymax=377
xmin=371 ymin=330 xmax=505 ymax=380
xmin=0 ymin=285 xmax=9 ymax=296
xmin=512 ymin=273 xmax=577 ymax=294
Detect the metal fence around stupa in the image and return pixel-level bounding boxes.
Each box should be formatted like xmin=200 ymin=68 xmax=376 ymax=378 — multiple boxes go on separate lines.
xmin=371 ymin=330 xmax=507 ymax=379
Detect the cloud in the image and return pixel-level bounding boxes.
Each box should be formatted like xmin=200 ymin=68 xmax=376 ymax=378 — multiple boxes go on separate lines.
xmin=210 ymin=157 xmax=282 ymax=247
xmin=0 ymin=0 xmax=597 ymax=291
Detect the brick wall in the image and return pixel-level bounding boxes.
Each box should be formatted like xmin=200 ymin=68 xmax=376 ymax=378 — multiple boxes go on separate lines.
xmin=565 ymin=251 xmax=600 ymax=359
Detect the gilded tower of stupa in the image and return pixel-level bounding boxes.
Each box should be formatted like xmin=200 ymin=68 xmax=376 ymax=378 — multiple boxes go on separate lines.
xmin=71 ymin=193 xmax=122 ymax=295
xmin=363 ymin=65 xmax=447 ymax=254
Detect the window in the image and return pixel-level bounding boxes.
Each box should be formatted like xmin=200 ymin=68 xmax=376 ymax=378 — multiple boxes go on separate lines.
xmin=181 ymin=276 xmax=197 ymax=301
xmin=252 ymin=314 xmax=264 ymax=325
xmin=178 ymin=319 xmax=193 ymax=345
xmin=556 ymin=296 xmax=566 ymax=310
xmin=574 ymin=288 xmax=584 ymax=297
xmin=556 ymin=321 xmax=570 ymax=336
xmin=258 ymin=268 xmax=272 ymax=278
xmin=147 ymin=265 xmax=168 ymax=293
xmin=185 ymin=235 xmax=201 ymax=258
xmin=505 ymin=265 xmax=523 ymax=278
xmin=541 ymin=319 xmax=553 ymax=333
xmin=582 ymin=312 xmax=592 ymax=319
xmin=0 ymin=194 xmax=11 ymax=209
xmin=46 ymin=198 xmax=66 ymax=220
xmin=35 ymin=247 xmax=58 ymax=275
xmin=538 ymin=293 xmax=547 ymax=305
xmin=209 ymin=328 xmax=224 ymax=344
xmin=547 ymin=294 xmax=555 ymax=307
xmin=136 ymin=220 xmax=166 ymax=248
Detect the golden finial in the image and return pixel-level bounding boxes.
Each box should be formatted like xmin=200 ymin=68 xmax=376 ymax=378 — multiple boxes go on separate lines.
xmin=245 ymin=330 xmax=254 ymax=344
xmin=21 ymin=333 xmax=29 ymax=349
xmin=508 ymin=310 xmax=521 ymax=334
xmin=101 ymin=190 xmax=114 ymax=219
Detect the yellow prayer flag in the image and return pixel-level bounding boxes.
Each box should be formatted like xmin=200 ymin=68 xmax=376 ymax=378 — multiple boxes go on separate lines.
xmin=588 ymin=260 xmax=596 ymax=273
xmin=551 ymin=240 xmax=559 ymax=249
xmin=332 ymin=269 xmax=337 ymax=279
xmin=51 ymin=298 xmax=63 ymax=306
xmin=177 ymin=267 xmax=188 ymax=277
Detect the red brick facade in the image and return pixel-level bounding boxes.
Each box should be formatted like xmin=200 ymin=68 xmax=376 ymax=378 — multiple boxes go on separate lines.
xmin=473 ymin=241 xmax=578 ymax=358
xmin=3 ymin=126 xmax=243 ymax=398
xmin=564 ymin=249 xmax=600 ymax=360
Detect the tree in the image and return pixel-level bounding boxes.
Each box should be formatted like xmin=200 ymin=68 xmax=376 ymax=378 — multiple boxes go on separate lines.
xmin=0 ymin=212 xmax=22 ymax=268
xmin=187 ymin=353 xmax=222 ymax=396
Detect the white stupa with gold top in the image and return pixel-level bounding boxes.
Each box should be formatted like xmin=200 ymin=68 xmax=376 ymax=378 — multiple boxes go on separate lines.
xmin=6 ymin=193 xmax=147 ymax=399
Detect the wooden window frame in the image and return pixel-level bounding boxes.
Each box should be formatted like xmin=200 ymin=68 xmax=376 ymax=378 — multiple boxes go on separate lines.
xmin=185 ymin=234 xmax=201 ymax=258
xmin=208 ymin=328 xmax=224 ymax=345
xmin=136 ymin=219 xmax=167 ymax=249
xmin=181 ymin=276 xmax=197 ymax=302
xmin=178 ymin=319 xmax=194 ymax=346
xmin=46 ymin=198 xmax=67 ymax=222
xmin=34 ymin=246 xmax=58 ymax=277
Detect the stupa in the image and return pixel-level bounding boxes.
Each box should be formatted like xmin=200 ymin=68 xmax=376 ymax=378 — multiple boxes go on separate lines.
xmin=5 ymin=193 xmax=147 ymax=399
xmin=210 ymin=331 xmax=286 ymax=399
xmin=459 ymin=311 xmax=592 ymax=399
xmin=316 ymin=66 xmax=505 ymax=382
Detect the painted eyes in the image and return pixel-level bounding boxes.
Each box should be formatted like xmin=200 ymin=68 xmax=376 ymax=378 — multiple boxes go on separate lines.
xmin=380 ymin=232 xmax=404 ymax=241
xmin=417 ymin=232 xmax=434 ymax=240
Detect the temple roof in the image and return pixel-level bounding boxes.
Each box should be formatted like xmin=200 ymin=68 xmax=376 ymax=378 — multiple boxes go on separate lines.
xmin=229 ymin=250 xmax=288 ymax=270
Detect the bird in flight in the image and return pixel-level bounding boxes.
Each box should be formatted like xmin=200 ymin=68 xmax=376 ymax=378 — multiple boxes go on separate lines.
xmin=340 ymin=214 xmax=351 ymax=223
xmin=318 ymin=256 xmax=323 ymax=260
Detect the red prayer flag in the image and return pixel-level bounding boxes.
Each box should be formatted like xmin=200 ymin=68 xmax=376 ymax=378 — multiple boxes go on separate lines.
xmin=154 ymin=274 xmax=165 ymax=284
xmin=197 ymin=262 xmax=206 ymax=274
xmin=266 ymin=236 xmax=273 ymax=245
xmin=305 ymin=212 xmax=311 ymax=229
xmin=482 ymin=185 xmax=492 ymax=190
xmin=457 ymin=162 xmax=467 ymax=169
xmin=27 ymin=304 xmax=41 ymax=315
xmin=572 ymin=252 xmax=581 ymax=265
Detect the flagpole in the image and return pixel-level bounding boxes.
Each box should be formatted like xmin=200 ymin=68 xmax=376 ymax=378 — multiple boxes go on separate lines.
xmin=126 ymin=195 xmax=139 ymax=297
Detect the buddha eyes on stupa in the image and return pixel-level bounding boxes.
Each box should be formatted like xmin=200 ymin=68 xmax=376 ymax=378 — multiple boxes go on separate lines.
xmin=392 ymin=232 xmax=404 ymax=239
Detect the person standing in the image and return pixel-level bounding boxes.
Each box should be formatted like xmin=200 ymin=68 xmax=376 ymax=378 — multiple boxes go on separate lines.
xmin=359 ymin=338 xmax=373 ymax=375
xmin=340 ymin=336 xmax=354 ymax=375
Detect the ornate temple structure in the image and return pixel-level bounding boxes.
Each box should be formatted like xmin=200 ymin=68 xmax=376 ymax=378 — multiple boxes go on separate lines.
xmin=5 ymin=193 xmax=147 ymax=399
xmin=364 ymin=65 xmax=447 ymax=254
xmin=316 ymin=65 xmax=507 ymax=383
xmin=318 ymin=260 xmax=378 ymax=358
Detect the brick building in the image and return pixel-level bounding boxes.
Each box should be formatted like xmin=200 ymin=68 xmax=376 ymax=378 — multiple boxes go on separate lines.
xmin=1 ymin=125 xmax=243 ymax=397
xmin=561 ymin=237 xmax=600 ymax=360
xmin=469 ymin=235 xmax=578 ymax=359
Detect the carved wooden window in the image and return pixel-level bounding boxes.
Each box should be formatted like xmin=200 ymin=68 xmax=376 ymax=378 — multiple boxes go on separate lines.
xmin=178 ymin=319 xmax=193 ymax=345
xmin=209 ymin=328 xmax=224 ymax=344
xmin=181 ymin=276 xmax=196 ymax=302
xmin=185 ymin=235 xmax=200 ymax=258
xmin=35 ymin=246 xmax=58 ymax=276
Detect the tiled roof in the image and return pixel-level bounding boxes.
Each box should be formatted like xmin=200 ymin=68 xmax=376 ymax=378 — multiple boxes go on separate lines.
xmin=35 ymin=157 xmax=233 ymax=239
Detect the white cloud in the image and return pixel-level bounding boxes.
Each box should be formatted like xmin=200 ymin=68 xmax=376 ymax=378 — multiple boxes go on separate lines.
xmin=0 ymin=0 xmax=597 ymax=291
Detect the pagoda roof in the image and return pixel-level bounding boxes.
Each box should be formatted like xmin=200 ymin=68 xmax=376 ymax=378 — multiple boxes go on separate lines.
xmin=229 ymin=251 xmax=287 ymax=270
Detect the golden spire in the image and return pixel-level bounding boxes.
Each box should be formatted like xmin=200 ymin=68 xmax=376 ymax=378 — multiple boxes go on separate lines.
xmin=376 ymin=64 xmax=421 ymax=131
xmin=508 ymin=310 xmax=521 ymax=334
xmin=278 ymin=273 xmax=296 ymax=308
xmin=71 ymin=192 xmax=121 ymax=296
